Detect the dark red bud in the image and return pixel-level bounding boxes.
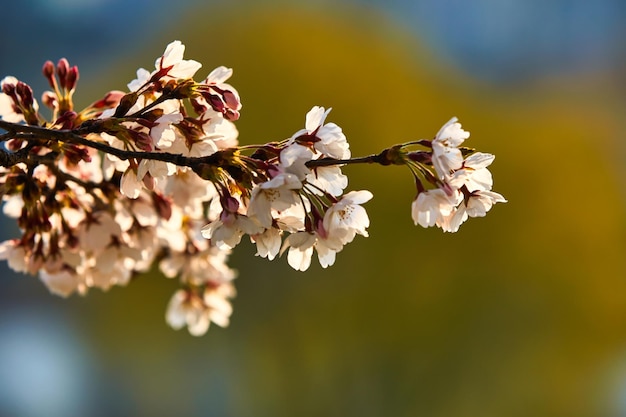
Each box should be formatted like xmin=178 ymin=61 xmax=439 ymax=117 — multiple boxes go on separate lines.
xmin=206 ymin=94 xmax=225 ymax=112
xmin=16 ymin=81 xmax=34 ymax=107
xmin=63 ymin=144 xmax=91 ymax=165
xmin=134 ymin=131 xmax=153 ymax=151
xmin=2 ymin=82 xmax=16 ymax=97
xmin=56 ymin=58 xmax=69 ymax=89
xmin=55 ymin=111 xmax=78 ymax=129
xmin=113 ymin=92 xmax=138 ymax=117
xmin=222 ymin=90 xmax=240 ymax=110
xmin=42 ymin=60 xmax=56 ymax=87
xmin=65 ymin=66 xmax=79 ymax=91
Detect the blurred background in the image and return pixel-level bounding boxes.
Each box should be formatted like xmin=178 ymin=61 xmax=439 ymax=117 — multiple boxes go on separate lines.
xmin=1 ymin=0 xmax=626 ymax=416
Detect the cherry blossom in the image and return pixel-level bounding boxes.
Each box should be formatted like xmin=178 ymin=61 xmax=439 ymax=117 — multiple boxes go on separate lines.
xmin=411 ymin=188 xmax=460 ymax=229
xmin=247 ymin=172 xmax=302 ymax=228
xmin=0 ymin=39 xmax=505 ymax=336
xmin=431 ymin=117 xmax=469 ymax=179
xmin=282 ymin=229 xmax=345 ymax=271
xmin=323 ymin=190 xmax=373 ymax=244
xmin=154 ymin=40 xmax=202 ymax=80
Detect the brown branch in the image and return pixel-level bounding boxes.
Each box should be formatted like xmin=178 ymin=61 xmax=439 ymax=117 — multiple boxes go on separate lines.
xmin=0 ymin=119 xmax=403 ymax=173
xmin=306 ymin=155 xmax=381 ymax=168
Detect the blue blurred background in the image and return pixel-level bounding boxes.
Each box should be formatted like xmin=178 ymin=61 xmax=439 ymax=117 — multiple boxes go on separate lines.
xmin=1 ymin=1 xmax=626 ymax=416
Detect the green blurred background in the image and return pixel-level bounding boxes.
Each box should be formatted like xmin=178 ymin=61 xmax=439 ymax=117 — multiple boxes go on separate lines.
xmin=1 ymin=1 xmax=626 ymax=416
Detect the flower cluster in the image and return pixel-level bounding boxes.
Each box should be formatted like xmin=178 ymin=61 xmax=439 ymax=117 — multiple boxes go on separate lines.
xmin=408 ymin=118 xmax=507 ymax=232
xmin=0 ymin=40 xmax=504 ymax=336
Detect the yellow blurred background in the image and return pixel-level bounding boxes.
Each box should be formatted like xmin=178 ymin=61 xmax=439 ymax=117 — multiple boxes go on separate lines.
xmin=1 ymin=2 xmax=625 ymax=416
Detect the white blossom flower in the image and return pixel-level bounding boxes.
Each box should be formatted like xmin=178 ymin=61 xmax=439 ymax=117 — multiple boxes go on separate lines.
xmin=251 ymin=227 xmax=282 ymax=261
xmin=0 ymin=92 xmax=21 ymax=122
xmin=282 ymin=232 xmax=316 ymax=271
xmin=323 ymin=190 xmax=373 ymax=244
xmin=280 ymin=143 xmax=314 ymax=180
xmin=272 ymin=204 xmax=307 ymax=232
xmin=201 ymin=211 xmax=263 ymax=250
xmin=155 ymin=40 xmax=202 ymax=80
xmin=166 ymin=289 xmax=211 ymax=336
xmin=130 ymin=199 xmax=159 ymax=227
xmin=120 ymin=167 xmax=143 ymax=199
xmin=290 ymin=106 xmax=350 ymax=159
xmin=127 ymin=68 xmax=151 ymax=92
xmin=247 ymin=173 xmax=302 ymax=228
xmin=200 ymin=111 xmax=239 ymax=149
xmin=77 ymin=211 xmax=122 ymax=253
xmin=156 ymin=207 xmax=189 ymax=253
xmin=305 ymin=165 xmax=348 ymax=196
xmin=83 ymin=245 xmax=142 ymax=290
xmin=124 ymin=227 xmax=159 ymax=272
xmin=38 ymin=250 xmax=84 ymax=296
xmin=281 ymin=231 xmax=343 ymax=271
xmin=39 ymin=269 xmax=79 ymax=297
xmin=166 ymin=127 xmax=220 ymax=158
xmin=0 ymin=239 xmax=28 ymax=273
xmin=151 ymin=111 xmax=184 ymax=149
xmin=411 ymin=188 xmax=461 ymax=228
xmin=449 ymin=152 xmax=495 ymax=192
xmin=156 ymin=171 xmax=218 ymax=219
xmin=2 ymin=194 xmax=24 ymax=218
xmin=440 ymin=190 xmax=507 ymax=233
xmin=137 ymin=159 xmax=177 ymax=184
xmin=160 ymin=245 xmax=235 ymax=286
xmin=431 ymin=117 xmax=469 ymax=179
xmin=203 ymin=285 xmax=234 ymax=328
xmin=166 ymin=285 xmax=234 ymax=336
xmin=206 ymin=66 xmax=233 ymax=85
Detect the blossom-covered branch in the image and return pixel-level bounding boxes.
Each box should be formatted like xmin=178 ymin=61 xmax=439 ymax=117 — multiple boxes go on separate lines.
xmin=0 ymin=40 xmax=506 ymax=335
